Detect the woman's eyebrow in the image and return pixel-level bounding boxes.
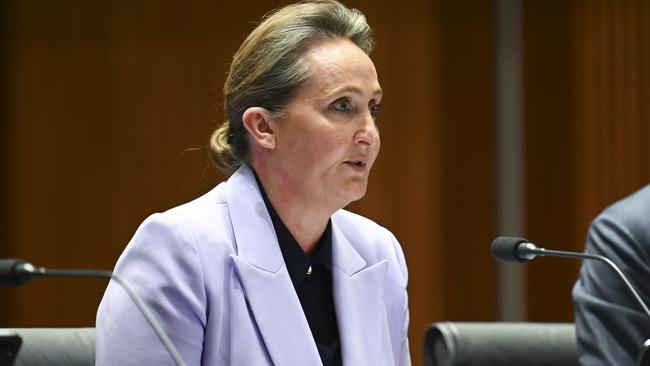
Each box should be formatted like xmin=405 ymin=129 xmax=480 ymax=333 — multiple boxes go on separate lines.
xmin=319 ymin=84 xmax=383 ymax=98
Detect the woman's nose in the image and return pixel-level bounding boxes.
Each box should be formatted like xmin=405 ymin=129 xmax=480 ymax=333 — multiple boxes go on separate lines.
xmin=353 ymin=112 xmax=379 ymax=146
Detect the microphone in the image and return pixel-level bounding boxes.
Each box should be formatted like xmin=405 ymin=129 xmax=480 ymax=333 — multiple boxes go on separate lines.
xmin=0 ymin=258 xmax=112 ymax=285
xmin=0 ymin=258 xmax=188 ymax=366
xmin=491 ymin=236 xmax=650 ymax=320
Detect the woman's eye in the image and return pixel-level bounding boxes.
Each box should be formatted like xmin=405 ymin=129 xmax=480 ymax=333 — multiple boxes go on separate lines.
xmin=332 ymin=99 xmax=351 ymax=112
xmin=370 ymin=104 xmax=381 ymax=118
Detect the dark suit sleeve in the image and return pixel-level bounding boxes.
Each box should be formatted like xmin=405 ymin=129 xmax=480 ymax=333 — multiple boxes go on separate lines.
xmin=572 ymin=212 xmax=650 ymax=366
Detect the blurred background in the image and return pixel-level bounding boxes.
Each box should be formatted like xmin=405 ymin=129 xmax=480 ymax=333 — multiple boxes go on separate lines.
xmin=1 ymin=0 xmax=649 ymax=364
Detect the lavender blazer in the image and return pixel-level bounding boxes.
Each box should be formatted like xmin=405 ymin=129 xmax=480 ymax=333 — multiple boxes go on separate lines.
xmin=96 ymin=165 xmax=410 ymax=365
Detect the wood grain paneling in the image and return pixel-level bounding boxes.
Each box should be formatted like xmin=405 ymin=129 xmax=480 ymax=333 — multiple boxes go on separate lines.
xmin=437 ymin=0 xmax=496 ymax=321
xmin=523 ymin=0 xmax=576 ymax=321
xmin=572 ymin=0 xmax=650 ymax=227
xmin=524 ymin=0 xmax=650 ymax=321
xmin=1 ymin=1 xmax=230 ymax=327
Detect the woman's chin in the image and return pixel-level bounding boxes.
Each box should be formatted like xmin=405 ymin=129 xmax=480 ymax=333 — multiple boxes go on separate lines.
xmin=339 ymin=185 xmax=368 ymax=205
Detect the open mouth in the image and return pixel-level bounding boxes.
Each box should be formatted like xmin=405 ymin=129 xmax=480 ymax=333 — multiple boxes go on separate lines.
xmin=344 ymin=160 xmax=366 ymax=169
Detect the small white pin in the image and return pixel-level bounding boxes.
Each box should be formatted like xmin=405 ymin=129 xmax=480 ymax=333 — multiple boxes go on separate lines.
xmin=306 ymin=265 xmax=312 ymax=276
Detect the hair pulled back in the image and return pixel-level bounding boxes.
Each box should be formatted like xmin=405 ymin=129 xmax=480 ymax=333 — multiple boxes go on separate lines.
xmin=209 ymin=0 xmax=374 ymax=173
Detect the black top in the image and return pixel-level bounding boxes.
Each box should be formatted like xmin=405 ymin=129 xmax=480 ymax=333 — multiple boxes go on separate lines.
xmin=255 ymin=175 xmax=343 ymax=366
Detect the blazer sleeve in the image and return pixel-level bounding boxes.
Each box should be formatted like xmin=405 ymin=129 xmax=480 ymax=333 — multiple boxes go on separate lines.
xmin=572 ymin=213 xmax=650 ymax=366
xmin=96 ymin=212 xmax=208 ymax=366
xmin=386 ymin=229 xmax=411 ymax=366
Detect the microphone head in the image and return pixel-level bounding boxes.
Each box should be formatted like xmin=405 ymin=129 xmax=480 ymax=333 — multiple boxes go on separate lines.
xmin=491 ymin=236 xmax=531 ymax=262
xmin=0 ymin=258 xmax=32 ymax=286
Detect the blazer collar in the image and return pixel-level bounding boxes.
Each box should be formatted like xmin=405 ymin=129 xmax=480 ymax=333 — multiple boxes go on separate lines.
xmin=226 ymin=165 xmax=392 ymax=365
xmin=225 ymin=165 xmax=284 ymax=270
xmin=330 ymin=220 xmax=393 ymax=365
xmin=226 ymin=165 xmax=321 ymax=365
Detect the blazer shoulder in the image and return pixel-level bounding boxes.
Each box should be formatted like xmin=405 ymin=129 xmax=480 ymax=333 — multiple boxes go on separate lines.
xmin=124 ymin=181 xmax=235 ymax=266
xmin=159 ymin=182 xmax=230 ymax=234
xmin=592 ymin=184 xmax=650 ymax=254
xmin=163 ymin=181 xmax=227 ymax=219
xmin=601 ymin=185 xmax=650 ymax=222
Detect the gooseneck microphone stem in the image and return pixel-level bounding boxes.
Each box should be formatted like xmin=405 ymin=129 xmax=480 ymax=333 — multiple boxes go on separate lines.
xmin=109 ymin=273 xmax=188 ymax=366
xmin=1 ymin=259 xmax=188 ymax=366
xmin=522 ymin=245 xmax=650 ymax=320
xmin=525 ymin=247 xmax=596 ymax=261
xmin=38 ymin=268 xmax=114 ymax=278
xmin=492 ymin=237 xmax=650 ymax=322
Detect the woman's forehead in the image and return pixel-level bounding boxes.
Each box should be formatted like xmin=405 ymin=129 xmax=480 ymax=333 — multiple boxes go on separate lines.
xmin=301 ymin=39 xmax=380 ymax=97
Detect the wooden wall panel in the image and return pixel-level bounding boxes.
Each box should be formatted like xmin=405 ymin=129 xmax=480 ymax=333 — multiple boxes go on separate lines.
xmin=524 ymin=0 xmax=650 ymax=321
xmin=437 ymin=0 xmax=496 ymax=321
xmin=571 ymin=0 xmax=650 ymax=229
xmin=1 ymin=1 xmax=227 ymax=327
xmin=523 ymin=0 xmax=576 ymax=321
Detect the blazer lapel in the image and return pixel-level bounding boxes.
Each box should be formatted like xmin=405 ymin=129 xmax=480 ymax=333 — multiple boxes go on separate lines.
xmin=226 ymin=166 xmax=321 ymax=366
xmin=331 ymin=220 xmax=393 ymax=365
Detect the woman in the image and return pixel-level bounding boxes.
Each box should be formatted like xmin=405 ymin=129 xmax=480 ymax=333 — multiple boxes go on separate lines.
xmin=96 ymin=1 xmax=410 ymax=365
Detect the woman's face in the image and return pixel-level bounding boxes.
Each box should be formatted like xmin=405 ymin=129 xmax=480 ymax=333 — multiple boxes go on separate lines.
xmin=269 ymin=38 xmax=382 ymax=208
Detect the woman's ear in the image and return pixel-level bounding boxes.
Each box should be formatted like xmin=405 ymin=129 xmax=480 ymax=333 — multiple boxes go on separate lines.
xmin=242 ymin=107 xmax=276 ymax=149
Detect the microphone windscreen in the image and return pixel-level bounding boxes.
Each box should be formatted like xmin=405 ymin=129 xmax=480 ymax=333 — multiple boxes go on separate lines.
xmin=491 ymin=237 xmax=529 ymax=262
xmin=0 ymin=258 xmax=29 ymax=285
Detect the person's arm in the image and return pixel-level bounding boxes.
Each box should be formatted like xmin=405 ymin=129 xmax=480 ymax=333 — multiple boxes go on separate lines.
xmin=386 ymin=230 xmax=411 ymax=366
xmin=396 ymin=244 xmax=411 ymax=366
xmin=96 ymin=213 xmax=208 ymax=366
xmin=572 ymin=213 xmax=650 ymax=366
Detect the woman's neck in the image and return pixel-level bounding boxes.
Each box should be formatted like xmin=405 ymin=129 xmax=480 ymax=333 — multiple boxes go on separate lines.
xmin=251 ymin=162 xmax=333 ymax=254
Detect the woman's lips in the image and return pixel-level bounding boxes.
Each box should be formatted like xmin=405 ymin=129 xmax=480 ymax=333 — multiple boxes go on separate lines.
xmin=344 ymin=160 xmax=367 ymax=171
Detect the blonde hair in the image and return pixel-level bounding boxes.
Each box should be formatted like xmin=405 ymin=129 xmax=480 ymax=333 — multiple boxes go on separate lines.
xmin=209 ymin=0 xmax=374 ymax=173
